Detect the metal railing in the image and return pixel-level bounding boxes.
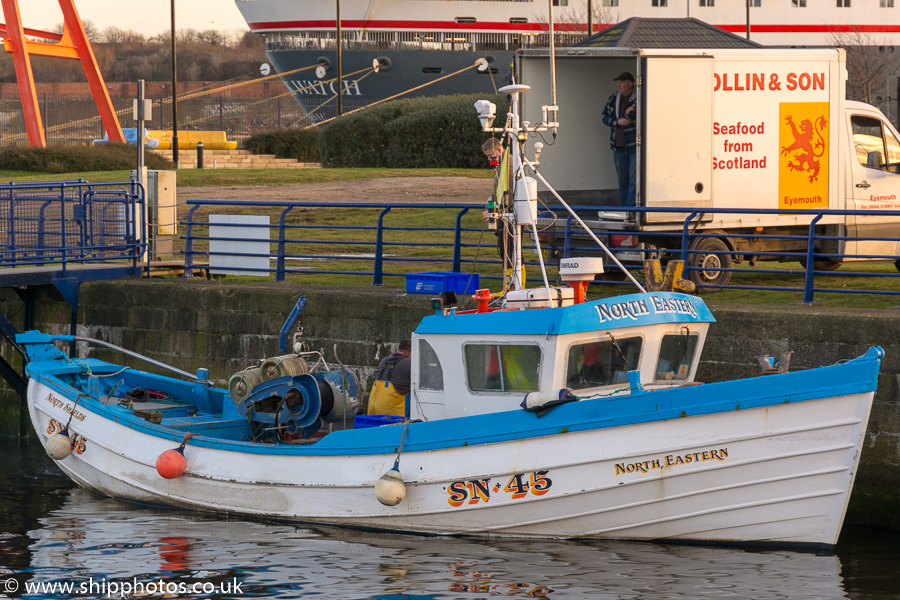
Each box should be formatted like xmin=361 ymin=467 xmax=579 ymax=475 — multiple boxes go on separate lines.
xmin=183 ymin=200 xmax=502 ymax=283
xmin=556 ymin=205 xmax=900 ymax=302
xmin=0 ymin=180 xmax=145 ymax=272
xmin=181 ymin=200 xmax=900 ymax=302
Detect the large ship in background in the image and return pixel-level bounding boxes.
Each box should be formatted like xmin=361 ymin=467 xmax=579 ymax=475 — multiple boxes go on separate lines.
xmin=234 ymin=0 xmax=900 ymax=121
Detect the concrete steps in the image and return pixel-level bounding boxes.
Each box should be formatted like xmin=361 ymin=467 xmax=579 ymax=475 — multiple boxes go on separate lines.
xmin=151 ymin=149 xmax=320 ymax=170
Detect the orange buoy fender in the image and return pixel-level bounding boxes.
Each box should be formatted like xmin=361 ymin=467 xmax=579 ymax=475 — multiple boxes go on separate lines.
xmin=156 ymin=433 xmax=194 ymax=479
xmin=156 ymin=447 xmax=186 ymax=479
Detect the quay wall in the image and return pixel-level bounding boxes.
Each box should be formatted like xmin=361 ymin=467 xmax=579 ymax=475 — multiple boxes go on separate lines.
xmin=1 ymin=279 xmax=899 ymax=528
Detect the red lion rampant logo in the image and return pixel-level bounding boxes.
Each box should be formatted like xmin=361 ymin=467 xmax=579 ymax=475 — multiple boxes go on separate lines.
xmin=781 ymin=114 xmax=828 ymax=183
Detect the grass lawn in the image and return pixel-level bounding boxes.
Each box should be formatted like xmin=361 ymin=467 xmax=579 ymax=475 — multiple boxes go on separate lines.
xmin=0 ymin=168 xmax=492 ymax=187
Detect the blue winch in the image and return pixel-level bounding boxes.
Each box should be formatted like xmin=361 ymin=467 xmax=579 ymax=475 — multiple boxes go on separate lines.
xmin=230 ymin=359 xmax=360 ymax=440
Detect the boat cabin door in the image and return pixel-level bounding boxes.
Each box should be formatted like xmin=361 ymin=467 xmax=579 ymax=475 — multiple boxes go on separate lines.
xmin=410 ymin=336 xmax=447 ymax=421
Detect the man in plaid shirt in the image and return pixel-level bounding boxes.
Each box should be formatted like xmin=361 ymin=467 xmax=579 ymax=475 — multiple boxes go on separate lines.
xmin=601 ymin=72 xmax=637 ymax=209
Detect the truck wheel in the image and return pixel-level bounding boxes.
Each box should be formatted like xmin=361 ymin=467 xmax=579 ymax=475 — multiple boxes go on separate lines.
xmin=688 ymin=237 xmax=732 ymax=290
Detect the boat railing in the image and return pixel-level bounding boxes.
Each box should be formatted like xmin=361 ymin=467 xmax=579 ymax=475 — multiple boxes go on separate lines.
xmin=49 ymin=335 xmax=200 ymax=382
xmin=180 ymin=199 xmax=900 ymax=302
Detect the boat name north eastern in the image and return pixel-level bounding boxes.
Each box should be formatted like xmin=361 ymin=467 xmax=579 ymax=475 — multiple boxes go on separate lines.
xmin=615 ymin=448 xmax=730 ymax=476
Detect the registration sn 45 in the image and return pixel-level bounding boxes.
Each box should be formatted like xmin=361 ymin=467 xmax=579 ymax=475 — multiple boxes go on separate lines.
xmin=446 ymin=470 xmax=552 ymax=507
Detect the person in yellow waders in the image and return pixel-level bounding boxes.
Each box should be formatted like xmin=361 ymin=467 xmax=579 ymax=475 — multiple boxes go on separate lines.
xmin=367 ymin=339 xmax=412 ymax=417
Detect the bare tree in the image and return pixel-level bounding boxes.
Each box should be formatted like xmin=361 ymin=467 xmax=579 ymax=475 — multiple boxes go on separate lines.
xmin=99 ymin=26 xmax=125 ymax=45
xmin=52 ymin=19 xmax=100 ymax=42
xmin=198 ymin=29 xmax=227 ymax=46
xmin=532 ymin=2 xmax=620 ymax=42
xmin=829 ymin=29 xmax=900 ymax=108
xmin=238 ymin=30 xmax=265 ymax=51
xmin=178 ymin=28 xmax=201 ymax=45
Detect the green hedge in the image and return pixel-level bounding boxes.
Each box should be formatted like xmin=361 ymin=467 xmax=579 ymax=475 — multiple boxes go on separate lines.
xmin=0 ymin=143 xmax=174 ymax=173
xmin=318 ymin=94 xmax=509 ymax=168
xmin=243 ymin=129 xmax=319 ymax=161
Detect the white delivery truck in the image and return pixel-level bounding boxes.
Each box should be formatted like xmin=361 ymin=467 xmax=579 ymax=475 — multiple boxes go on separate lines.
xmin=518 ymin=47 xmax=900 ymax=287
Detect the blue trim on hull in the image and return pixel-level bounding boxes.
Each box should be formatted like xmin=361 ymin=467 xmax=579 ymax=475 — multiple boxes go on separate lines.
xmin=25 ymin=346 xmax=882 ymax=457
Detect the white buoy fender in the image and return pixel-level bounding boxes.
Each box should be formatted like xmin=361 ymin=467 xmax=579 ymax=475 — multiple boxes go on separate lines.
xmin=46 ymin=432 xmax=73 ymax=460
xmin=375 ymin=467 xmax=407 ymax=506
xmin=520 ymin=388 xmax=577 ymax=417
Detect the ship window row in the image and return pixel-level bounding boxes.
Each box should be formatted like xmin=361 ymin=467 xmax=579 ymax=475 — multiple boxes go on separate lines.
xmin=449 ymin=332 xmax=698 ymax=395
xmin=265 ymin=31 xmax=583 ymax=52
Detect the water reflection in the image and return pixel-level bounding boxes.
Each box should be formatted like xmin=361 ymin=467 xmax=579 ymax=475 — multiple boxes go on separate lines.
xmin=14 ymin=488 xmax=850 ymax=600
xmin=7 ymin=438 xmax=900 ymax=600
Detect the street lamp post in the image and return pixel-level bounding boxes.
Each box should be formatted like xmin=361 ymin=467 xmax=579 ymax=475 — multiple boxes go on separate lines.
xmin=587 ymin=0 xmax=592 ymax=38
xmin=746 ymin=0 xmax=751 ymax=40
xmin=336 ymin=0 xmax=342 ymax=116
xmin=171 ymin=0 xmax=179 ymax=168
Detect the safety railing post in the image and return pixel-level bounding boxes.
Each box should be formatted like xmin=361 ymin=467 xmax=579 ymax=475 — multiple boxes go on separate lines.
xmin=129 ymin=185 xmax=139 ymax=270
xmin=184 ymin=204 xmax=200 ymax=277
xmin=277 ymin=206 xmax=295 ymax=281
xmin=59 ymin=184 xmax=68 ymax=276
xmin=803 ymin=214 xmax=824 ymax=304
xmin=372 ymin=206 xmax=392 ymax=285
xmin=6 ymin=188 xmax=15 ymax=265
xmin=452 ymin=207 xmax=470 ymax=272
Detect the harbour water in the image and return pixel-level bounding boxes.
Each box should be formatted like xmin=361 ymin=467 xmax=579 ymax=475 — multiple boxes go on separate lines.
xmin=2 ymin=438 xmax=898 ymax=600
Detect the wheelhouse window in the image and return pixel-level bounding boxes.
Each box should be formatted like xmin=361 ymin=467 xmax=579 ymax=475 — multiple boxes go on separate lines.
xmin=655 ymin=331 xmax=699 ymax=382
xmin=418 ymin=339 xmax=444 ymax=391
xmin=792 ymin=0 xmax=806 ymax=6
xmin=565 ymin=336 xmax=642 ymax=390
xmin=465 ymin=344 xmax=541 ymax=392
xmin=852 ymin=115 xmax=900 ymax=173
xmin=652 ymin=0 xmax=668 ymax=6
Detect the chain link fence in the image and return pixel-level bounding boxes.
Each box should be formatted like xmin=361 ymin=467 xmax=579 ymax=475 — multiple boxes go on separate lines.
xmin=0 ymin=92 xmax=314 ymax=147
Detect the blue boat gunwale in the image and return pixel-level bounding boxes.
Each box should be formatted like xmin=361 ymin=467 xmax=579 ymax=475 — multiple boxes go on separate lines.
xmin=25 ymin=346 xmax=883 ymax=457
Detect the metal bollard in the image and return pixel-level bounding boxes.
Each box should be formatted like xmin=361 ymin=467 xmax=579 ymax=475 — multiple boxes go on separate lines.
xmin=196 ymin=141 xmax=204 ymax=169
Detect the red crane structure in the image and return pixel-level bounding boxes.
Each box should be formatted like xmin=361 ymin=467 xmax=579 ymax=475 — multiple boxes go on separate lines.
xmin=0 ymin=0 xmax=124 ymax=147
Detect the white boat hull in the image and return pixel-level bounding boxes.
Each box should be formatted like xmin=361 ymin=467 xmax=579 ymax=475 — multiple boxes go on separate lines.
xmin=28 ymin=375 xmax=872 ymax=546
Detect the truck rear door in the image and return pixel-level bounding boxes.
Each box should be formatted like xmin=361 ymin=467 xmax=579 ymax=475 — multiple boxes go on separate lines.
xmin=846 ymin=108 xmax=900 ymax=261
xmin=642 ymin=56 xmax=714 ymax=224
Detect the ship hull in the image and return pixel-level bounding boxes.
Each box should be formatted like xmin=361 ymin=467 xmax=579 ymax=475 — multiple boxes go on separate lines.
xmin=25 ymin=346 xmax=880 ymax=547
xmin=269 ymin=48 xmax=514 ymax=120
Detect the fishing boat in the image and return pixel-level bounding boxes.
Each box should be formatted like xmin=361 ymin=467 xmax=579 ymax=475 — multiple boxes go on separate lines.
xmin=19 ymin=83 xmax=881 ymax=549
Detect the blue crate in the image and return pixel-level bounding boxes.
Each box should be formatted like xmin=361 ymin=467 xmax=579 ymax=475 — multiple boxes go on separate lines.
xmin=406 ymin=272 xmax=479 ymax=295
xmin=355 ymin=414 xmax=407 ymax=429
